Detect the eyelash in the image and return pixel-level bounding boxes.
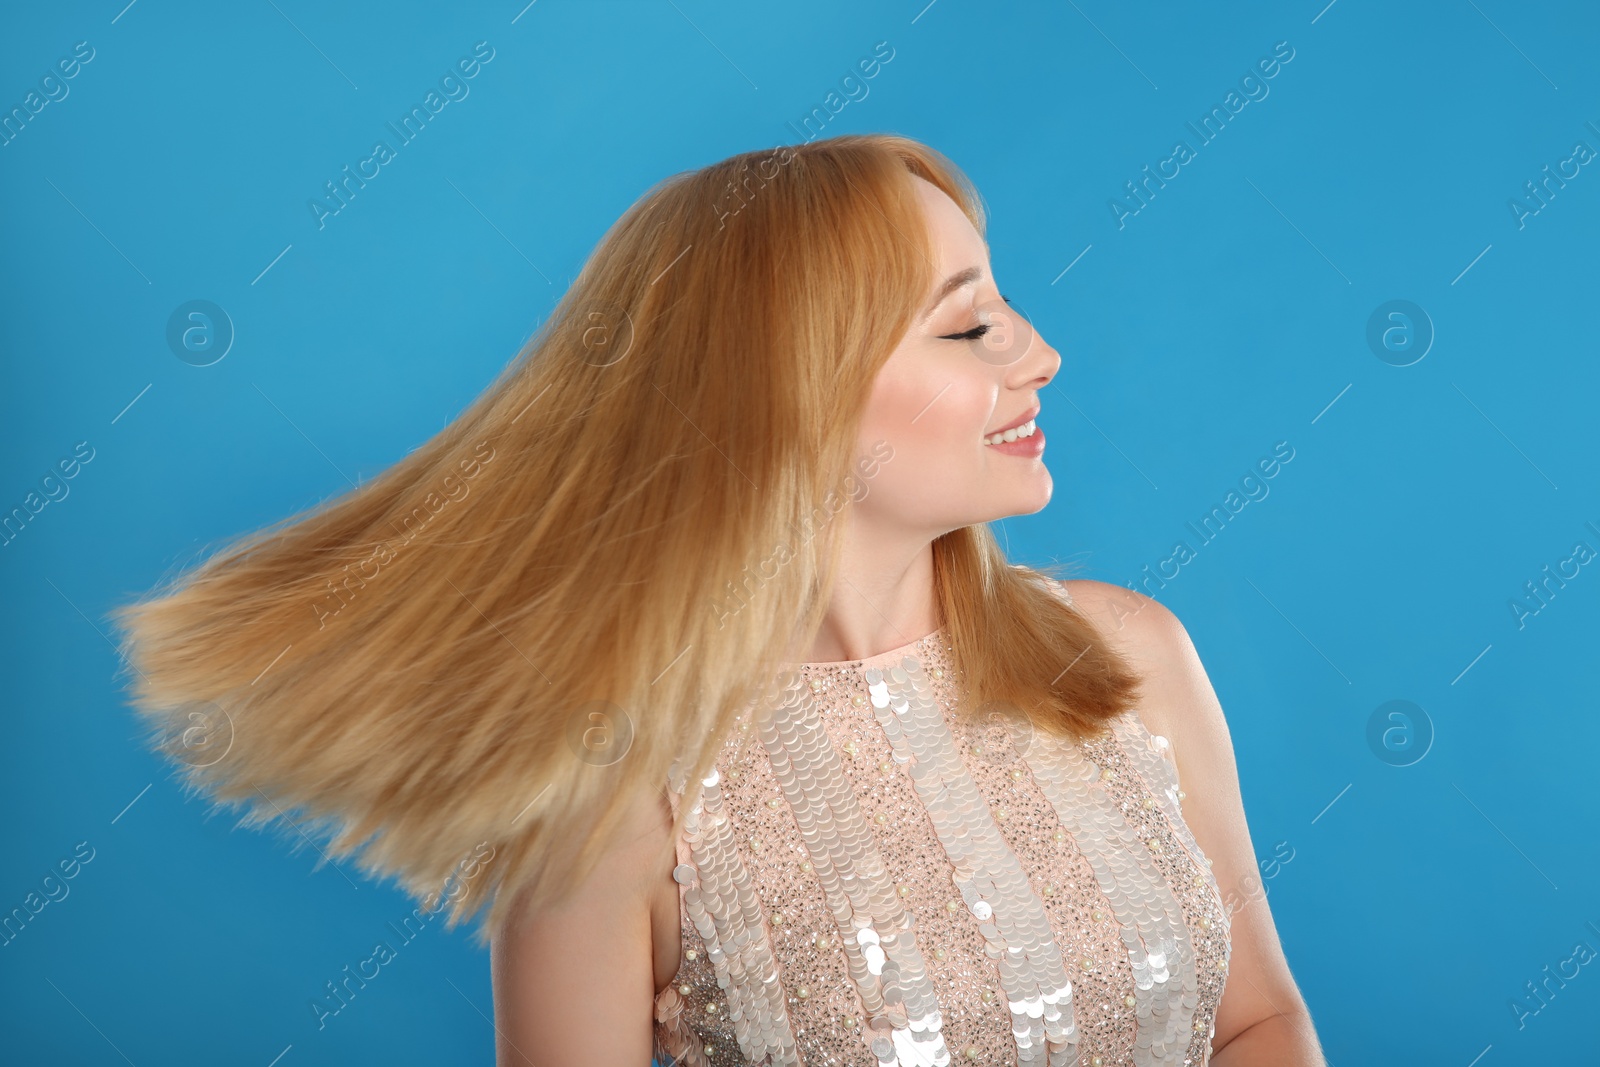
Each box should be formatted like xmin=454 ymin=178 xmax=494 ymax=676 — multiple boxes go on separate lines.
xmin=941 ymin=295 xmax=1015 ymax=341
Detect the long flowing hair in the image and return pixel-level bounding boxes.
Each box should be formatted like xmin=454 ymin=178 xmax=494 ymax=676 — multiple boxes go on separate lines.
xmin=111 ymin=133 xmax=1142 ymax=946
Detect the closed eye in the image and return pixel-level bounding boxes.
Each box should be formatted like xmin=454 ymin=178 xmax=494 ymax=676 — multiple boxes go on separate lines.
xmin=939 ymin=295 xmax=1015 ymax=341
xmin=941 ymin=323 xmax=992 ymax=341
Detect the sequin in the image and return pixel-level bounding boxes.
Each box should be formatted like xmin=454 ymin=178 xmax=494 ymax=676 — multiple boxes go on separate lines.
xmin=653 ymin=581 xmax=1231 ymax=1066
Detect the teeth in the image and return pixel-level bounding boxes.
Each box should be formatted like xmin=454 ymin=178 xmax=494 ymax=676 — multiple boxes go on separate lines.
xmin=985 ymin=418 xmax=1037 ymax=446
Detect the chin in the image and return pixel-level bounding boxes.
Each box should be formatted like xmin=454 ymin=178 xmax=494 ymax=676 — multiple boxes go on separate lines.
xmin=1012 ymin=492 xmax=1052 ymax=518
xmin=973 ymin=487 xmax=1053 ymax=524
xmin=1008 ymin=467 xmax=1053 ymax=512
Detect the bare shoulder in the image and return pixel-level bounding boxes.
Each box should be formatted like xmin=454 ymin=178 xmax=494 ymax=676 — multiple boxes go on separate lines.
xmin=1055 ymin=578 xmax=1196 ymax=739
xmin=1057 ymin=577 xmax=1173 ymax=628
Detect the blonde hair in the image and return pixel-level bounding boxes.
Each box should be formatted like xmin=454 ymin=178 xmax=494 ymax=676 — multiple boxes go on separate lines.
xmin=111 ymin=133 xmax=1142 ymax=946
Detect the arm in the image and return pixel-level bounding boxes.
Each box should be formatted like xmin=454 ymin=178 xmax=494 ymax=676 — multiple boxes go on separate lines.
xmin=490 ymin=784 xmax=678 ymax=1067
xmin=1063 ymin=580 xmax=1327 ymax=1066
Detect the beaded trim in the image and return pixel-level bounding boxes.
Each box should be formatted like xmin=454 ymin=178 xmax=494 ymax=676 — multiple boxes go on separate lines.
xmin=762 ymin=670 xmax=952 ymax=1066
xmin=865 ymin=655 xmax=1078 ymax=1065
xmin=1022 ymin=725 xmax=1195 ymax=1063
xmin=1104 ymin=713 xmax=1232 ymax=1063
xmin=667 ymin=759 xmax=802 ymax=1065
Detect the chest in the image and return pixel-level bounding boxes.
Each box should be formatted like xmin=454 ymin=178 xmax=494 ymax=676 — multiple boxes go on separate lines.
xmin=653 ymin=657 xmax=1231 ymax=1066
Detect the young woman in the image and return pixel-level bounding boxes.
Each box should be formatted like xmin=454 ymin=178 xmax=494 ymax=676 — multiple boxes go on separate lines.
xmin=115 ymin=134 xmax=1323 ymax=1066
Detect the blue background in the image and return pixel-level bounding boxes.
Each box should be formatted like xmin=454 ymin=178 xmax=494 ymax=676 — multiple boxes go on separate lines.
xmin=4 ymin=1 xmax=1597 ymax=1064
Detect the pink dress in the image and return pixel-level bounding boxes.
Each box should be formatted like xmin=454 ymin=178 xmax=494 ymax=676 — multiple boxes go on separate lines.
xmin=652 ymin=584 xmax=1232 ymax=1066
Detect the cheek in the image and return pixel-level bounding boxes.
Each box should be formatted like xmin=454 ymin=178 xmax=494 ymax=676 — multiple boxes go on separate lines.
xmin=863 ymin=370 xmax=989 ymax=463
xmin=856 ymin=373 xmax=992 ymax=510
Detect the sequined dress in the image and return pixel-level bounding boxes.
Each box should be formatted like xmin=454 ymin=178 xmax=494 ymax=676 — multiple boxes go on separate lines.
xmin=652 ymin=583 xmax=1232 ymax=1066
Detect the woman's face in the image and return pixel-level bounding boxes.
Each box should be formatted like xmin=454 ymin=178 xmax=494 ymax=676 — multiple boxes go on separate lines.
xmin=852 ymin=176 xmax=1062 ymax=537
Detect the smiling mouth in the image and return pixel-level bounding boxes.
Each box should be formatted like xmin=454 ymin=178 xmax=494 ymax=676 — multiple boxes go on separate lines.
xmin=984 ymin=418 xmax=1038 ymax=446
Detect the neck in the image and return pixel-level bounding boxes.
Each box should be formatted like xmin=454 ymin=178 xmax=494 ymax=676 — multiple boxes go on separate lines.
xmin=795 ymin=526 xmax=940 ymax=664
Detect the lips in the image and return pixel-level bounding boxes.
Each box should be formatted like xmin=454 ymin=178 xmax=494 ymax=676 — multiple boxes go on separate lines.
xmin=985 ymin=403 xmax=1040 ymax=438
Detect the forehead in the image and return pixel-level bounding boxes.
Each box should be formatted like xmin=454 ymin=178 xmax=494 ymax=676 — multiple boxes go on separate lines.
xmin=909 ymin=175 xmax=986 ymax=271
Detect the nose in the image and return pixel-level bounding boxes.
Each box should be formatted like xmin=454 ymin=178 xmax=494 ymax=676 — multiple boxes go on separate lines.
xmin=970 ymin=297 xmax=1060 ymax=383
xmin=1005 ymin=312 xmax=1061 ymax=391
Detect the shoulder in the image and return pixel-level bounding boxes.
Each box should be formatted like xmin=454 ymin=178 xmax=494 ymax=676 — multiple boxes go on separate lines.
xmin=1055 ymin=577 xmax=1171 ymax=629
xmin=1053 ymin=579 xmax=1216 ymax=750
xmin=1053 ymin=578 xmax=1194 ymax=681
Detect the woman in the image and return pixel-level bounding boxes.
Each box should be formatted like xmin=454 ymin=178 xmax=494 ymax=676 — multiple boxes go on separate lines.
xmin=114 ymin=134 xmax=1323 ymax=1065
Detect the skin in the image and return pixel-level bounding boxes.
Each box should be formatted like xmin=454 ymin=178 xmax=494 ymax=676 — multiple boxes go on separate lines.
xmin=490 ymin=175 xmax=1325 ymax=1065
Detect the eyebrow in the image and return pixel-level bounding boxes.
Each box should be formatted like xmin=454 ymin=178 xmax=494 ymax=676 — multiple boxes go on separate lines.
xmin=918 ymin=265 xmax=984 ymax=323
